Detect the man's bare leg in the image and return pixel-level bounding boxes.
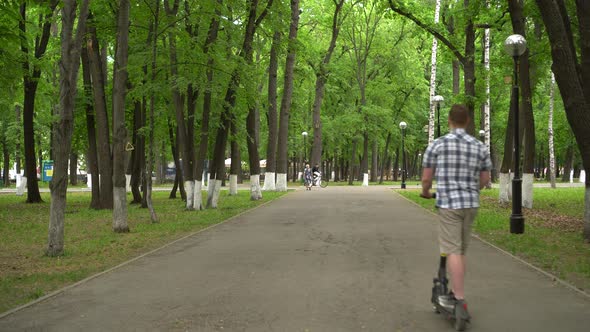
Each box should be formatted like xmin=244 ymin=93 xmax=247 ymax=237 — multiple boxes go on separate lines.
xmin=448 ymin=254 xmax=466 ymax=299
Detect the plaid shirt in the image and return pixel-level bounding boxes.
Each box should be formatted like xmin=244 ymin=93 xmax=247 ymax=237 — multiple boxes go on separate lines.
xmin=422 ymin=128 xmax=492 ymax=209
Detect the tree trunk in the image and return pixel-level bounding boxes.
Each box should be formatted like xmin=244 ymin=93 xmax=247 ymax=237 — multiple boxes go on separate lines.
xmin=370 ymin=140 xmax=378 ymax=182
xmin=87 ymin=17 xmax=113 ymax=209
xmin=348 ymin=139 xmax=357 ymax=185
xmin=167 ymin=117 xmax=184 ymax=199
xmin=112 ymin=0 xmax=130 ymax=233
xmin=130 ymin=99 xmax=144 ymax=204
xmin=427 ymin=0 xmax=442 ymax=144
xmin=145 ymin=0 xmax=160 ymax=223
xmin=47 ymin=0 xmax=89 ymax=256
xmin=310 ymin=0 xmax=345 ymax=167
xmin=276 ymin=0 xmax=301 ymax=191
xmin=81 ymin=47 xmax=101 ymax=209
xmin=535 ymin=0 xmax=590 ymax=239
xmin=195 ymin=5 xmax=220 ymax=209
xmin=262 ymin=31 xmax=280 ymax=191
xmin=69 ymin=153 xmax=78 ymax=185
xmin=19 ymin=2 xmax=57 ymax=203
xmin=463 ymin=0 xmax=476 ymax=136
xmin=230 ymin=118 xmax=241 ymax=196
xmin=548 ymin=72 xmax=556 ymax=188
xmin=393 ymin=148 xmax=399 ymax=181
xmin=379 ymin=132 xmax=391 ymax=184
xmin=562 ymin=146 xmax=574 ymax=182
xmin=2 ymin=135 xmax=9 ymax=187
xmin=361 ymin=132 xmax=369 ymax=185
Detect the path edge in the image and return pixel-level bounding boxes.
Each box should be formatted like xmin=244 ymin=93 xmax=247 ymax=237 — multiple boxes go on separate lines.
xmin=0 ymin=191 xmax=292 ymax=319
xmin=392 ymin=190 xmax=590 ymax=300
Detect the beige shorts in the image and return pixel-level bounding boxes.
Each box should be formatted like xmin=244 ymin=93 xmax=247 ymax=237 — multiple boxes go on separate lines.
xmin=438 ymin=208 xmax=478 ymax=255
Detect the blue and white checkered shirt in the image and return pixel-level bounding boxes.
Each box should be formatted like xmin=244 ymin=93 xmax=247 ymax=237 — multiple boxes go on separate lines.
xmin=422 ymin=128 xmax=492 ymax=209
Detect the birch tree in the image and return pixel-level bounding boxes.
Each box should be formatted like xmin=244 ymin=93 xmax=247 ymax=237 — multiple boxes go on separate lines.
xmin=548 ymin=72 xmax=556 ymax=189
xmin=427 ymin=0 xmax=441 ymax=145
xmin=276 ymin=0 xmax=301 ymax=191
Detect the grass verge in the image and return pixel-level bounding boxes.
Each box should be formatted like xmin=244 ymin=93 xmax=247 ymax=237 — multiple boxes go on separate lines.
xmin=0 ymin=190 xmax=286 ymax=314
xmin=396 ymin=187 xmax=590 ymax=293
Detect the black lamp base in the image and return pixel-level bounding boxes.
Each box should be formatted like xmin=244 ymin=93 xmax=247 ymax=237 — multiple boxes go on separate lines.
xmin=510 ymin=215 xmax=525 ymax=234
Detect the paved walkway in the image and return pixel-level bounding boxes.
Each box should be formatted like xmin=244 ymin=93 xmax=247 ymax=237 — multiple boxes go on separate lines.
xmin=1 ymin=186 xmax=589 ymax=331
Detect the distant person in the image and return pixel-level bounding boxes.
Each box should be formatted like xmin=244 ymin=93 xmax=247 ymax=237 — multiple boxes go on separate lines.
xmin=421 ymin=104 xmax=492 ymax=318
xmin=312 ymin=164 xmax=320 ymax=186
xmin=304 ymin=164 xmax=312 ymax=191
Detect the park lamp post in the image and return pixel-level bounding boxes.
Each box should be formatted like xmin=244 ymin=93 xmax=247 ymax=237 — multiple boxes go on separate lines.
xmin=432 ymin=95 xmax=444 ymax=138
xmin=399 ymin=121 xmax=407 ymax=189
xmin=504 ymin=34 xmax=527 ymax=234
xmin=302 ymin=131 xmax=308 ymax=163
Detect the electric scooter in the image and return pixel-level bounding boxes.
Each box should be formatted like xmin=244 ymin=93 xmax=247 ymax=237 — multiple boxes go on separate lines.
xmin=423 ymin=193 xmax=470 ymax=331
xmin=431 ymin=254 xmax=470 ymax=331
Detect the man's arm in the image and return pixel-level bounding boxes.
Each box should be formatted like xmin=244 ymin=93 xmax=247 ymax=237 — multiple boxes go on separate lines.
xmin=479 ymin=171 xmax=490 ymax=189
xmin=421 ymin=167 xmax=434 ymax=198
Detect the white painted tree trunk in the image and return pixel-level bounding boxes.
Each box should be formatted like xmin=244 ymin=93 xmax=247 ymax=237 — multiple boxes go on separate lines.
xmin=229 ymin=174 xmax=238 ymax=196
xmin=499 ymin=172 xmax=511 ymax=203
xmin=297 ymin=171 xmax=302 ymax=181
xmin=522 ymin=173 xmax=534 ymax=208
xmin=331 ymin=171 xmax=335 ymax=181
xmin=362 ymin=173 xmax=369 ymax=186
xmin=113 ymin=187 xmax=128 ymax=231
xmin=484 ymin=25 xmax=491 ymax=151
xmin=570 ymin=170 xmax=574 ymax=183
xmin=87 ymin=173 xmax=92 ymax=188
xmin=581 ymin=170 xmax=586 ymax=183
xmin=548 ymin=72 xmax=556 ymax=189
xmin=262 ymin=172 xmax=276 ymax=191
xmin=194 ymin=180 xmax=203 ymax=210
xmin=16 ymin=176 xmax=26 ymax=196
xmin=427 ymin=0 xmax=442 ymax=145
xmin=276 ymin=173 xmax=288 ymax=192
xmin=185 ymin=180 xmax=194 ymax=210
xmin=206 ymin=177 xmax=217 ymax=208
xmin=125 ymin=174 xmax=131 ymax=192
xmin=250 ymin=174 xmax=262 ymax=200
xmin=211 ymin=179 xmax=222 ymax=208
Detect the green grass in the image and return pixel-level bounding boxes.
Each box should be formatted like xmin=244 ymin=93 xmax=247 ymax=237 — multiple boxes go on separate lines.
xmin=0 ymin=190 xmax=287 ymax=314
xmin=396 ymin=187 xmax=590 ymax=292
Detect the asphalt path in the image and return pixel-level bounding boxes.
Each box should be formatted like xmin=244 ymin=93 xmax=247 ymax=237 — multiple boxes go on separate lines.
xmin=1 ymin=186 xmax=589 ymax=331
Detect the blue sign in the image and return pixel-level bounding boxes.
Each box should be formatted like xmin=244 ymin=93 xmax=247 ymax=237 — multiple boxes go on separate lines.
xmin=42 ymin=160 xmax=54 ymax=182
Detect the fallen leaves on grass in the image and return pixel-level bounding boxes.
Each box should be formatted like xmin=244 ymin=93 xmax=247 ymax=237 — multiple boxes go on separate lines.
xmin=481 ymin=195 xmax=583 ymax=232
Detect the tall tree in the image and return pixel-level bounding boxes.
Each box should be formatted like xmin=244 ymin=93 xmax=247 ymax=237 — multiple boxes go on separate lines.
xmin=276 ymin=0 xmax=301 ymax=191
xmin=194 ymin=0 xmax=221 ymax=210
xmin=87 ymin=13 xmax=114 ymax=209
xmin=112 ymin=0 xmax=131 ymax=233
xmin=165 ymin=0 xmax=195 ymax=210
xmin=47 ymin=0 xmax=89 ymax=256
xmin=309 ymin=0 xmax=346 ymax=169
xmin=81 ymin=47 xmax=101 ymax=209
xmin=427 ymin=0 xmax=442 ymax=145
xmin=535 ymin=0 xmax=590 ymax=240
xmin=261 ymin=30 xmax=280 ymax=191
xmin=19 ymin=1 xmax=58 ymax=203
xmin=548 ymin=72 xmax=556 ymax=188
